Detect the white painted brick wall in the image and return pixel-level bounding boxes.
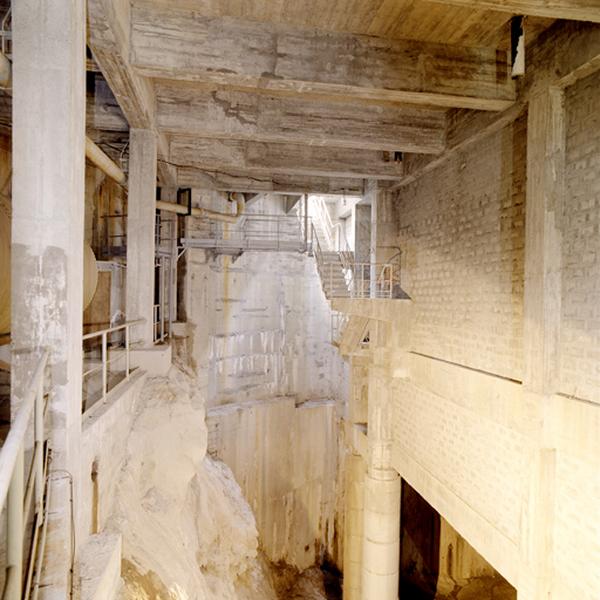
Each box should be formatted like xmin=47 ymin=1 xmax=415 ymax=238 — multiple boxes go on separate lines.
xmin=560 ymin=69 xmax=600 ymax=404
xmin=393 ymin=378 xmax=530 ymax=546
xmin=396 ymin=117 xmax=526 ymax=380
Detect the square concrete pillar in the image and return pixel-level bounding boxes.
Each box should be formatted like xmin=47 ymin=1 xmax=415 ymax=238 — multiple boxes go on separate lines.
xmin=12 ymin=2 xmax=86 ymax=596
xmin=12 ymin=0 xmax=85 ymax=472
xmin=126 ymin=129 xmax=157 ymax=347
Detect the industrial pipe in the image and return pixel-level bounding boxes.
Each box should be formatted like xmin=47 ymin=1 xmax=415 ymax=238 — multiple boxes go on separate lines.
xmin=85 ymin=137 xmax=126 ymax=185
xmin=0 ymin=51 xmax=11 ymax=88
xmin=0 ymin=211 xmax=99 ymax=344
xmin=156 ymin=192 xmax=245 ymax=223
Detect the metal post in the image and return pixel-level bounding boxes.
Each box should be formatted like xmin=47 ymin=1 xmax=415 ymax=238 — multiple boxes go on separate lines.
xmin=361 ymin=264 xmax=365 ymax=299
xmin=6 ymin=446 xmax=24 ymax=600
xmin=34 ymin=377 xmax=44 ymax=511
xmin=329 ymin=263 xmax=333 ymax=298
xmin=276 ymin=215 xmax=280 ymax=251
xmin=168 ymin=256 xmax=173 ymax=338
xmin=125 ymin=324 xmax=130 ymax=378
xmin=159 ymin=257 xmax=165 ymax=342
xmin=304 ymin=194 xmax=309 ymax=252
xmin=101 ymin=331 xmax=107 ymax=400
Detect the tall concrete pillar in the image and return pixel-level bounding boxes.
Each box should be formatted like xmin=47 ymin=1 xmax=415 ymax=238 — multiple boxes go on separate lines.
xmin=518 ymin=87 xmax=565 ymax=600
xmin=344 ymin=453 xmax=366 ymax=600
xmin=362 ymin=472 xmax=401 ymax=599
xmin=362 ymin=322 xmax=401 ymax=600
xmin=12 ymin=0 xmax=85 ymax=470
xmin=126 ymin=129 xmax=157 ymax=346
xmin=364 ymin=180 xmax=378 ymax=298
xmin=12 ymin=3 xmax=86 ymax=595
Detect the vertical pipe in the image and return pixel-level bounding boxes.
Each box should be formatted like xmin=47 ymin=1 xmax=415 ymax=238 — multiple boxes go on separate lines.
xmin=34 ymin=377 xmax=44 ymax=511
xmin=125 ymin=325 xmax=130 ymax=378
xmin=6 ymin=447 xmax=24 ymax=600
xmin=101 ymin=331 xmax=107 ymax=400
xmin=159 ymin=257 xmax=165 ymax=343
xmin=304 ymin=194 xmax=309 ymax=252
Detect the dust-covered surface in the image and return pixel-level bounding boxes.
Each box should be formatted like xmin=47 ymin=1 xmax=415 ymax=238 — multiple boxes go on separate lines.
xmin=106 ymin=368 xmax=279 ymax=599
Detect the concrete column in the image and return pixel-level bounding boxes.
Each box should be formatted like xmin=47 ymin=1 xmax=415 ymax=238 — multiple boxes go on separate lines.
xmin=353 ymin=204 xmax=371 ymax=264
xmin=365 ymin=180 xmax=378 ymax=298
xmin=343 ymin=453 xmax=366 ymax=600
xmin=126 ymin=129 xmax=157 ymax=346
xmin=12 ymin=0 xmax=85 ymax=468
xmin=362 ymin=322 xmax=400 ymax=600
xmin=518 ymin=87 xmax=565 ymax=600
xmin=12 ymin=2 xmax=86 ymax=596
xmin=362 ymin=472 xmax=401 ymax=599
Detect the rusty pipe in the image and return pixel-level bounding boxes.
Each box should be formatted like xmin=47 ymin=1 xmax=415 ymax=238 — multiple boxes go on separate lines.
xmin=156 ymin=192 xmax=245 ymax=223
xmin=85 ymin=137 xmax=126 ymax=185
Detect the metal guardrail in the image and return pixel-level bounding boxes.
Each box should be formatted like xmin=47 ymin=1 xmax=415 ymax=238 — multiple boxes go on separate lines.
xmin=317 ymin=261 xmax=400 ymax=299
xmin=1 ymin=349 xmax=49 ymax=600
xmin=331 ymin=311 xmax=350 ymax=345
xmin=310 ymin=196 xmax=352 ymax=254
xmin=82 ymin=319 xmax=143 ymax=411
xmin=182 ymin=213 xmax=310 ymax=254
xmin=153 ymin=303 xmax=168 ymax=345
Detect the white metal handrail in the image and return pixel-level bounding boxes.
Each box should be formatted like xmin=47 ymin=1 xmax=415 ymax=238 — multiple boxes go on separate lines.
xmin=1 ymin=349 xmax=48 ymax=600
xmin=311 ymin=196 xmax=351 ymax=253
xmin=82 ymin=319 xmax=143 ymax=409
xmin=331 ymin=311 xmax=350 ymax=345
xmin=318 ymin=261 xmax=400 ymax=299
xmin=182 ymin=214 xmax=309 ymax=253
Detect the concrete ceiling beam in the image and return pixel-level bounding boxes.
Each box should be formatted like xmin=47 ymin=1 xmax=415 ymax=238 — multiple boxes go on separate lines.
xmin=129 ymin=2 xmax=515 ymax=111
xmin=88 ymin=0 xmax=176 ymax=186
xmin=417 ymin=0 xmax=600 ymax=22
xmin=176 ymin=168 xmax=367 ymax=195
xmin=156 ymin=83 xmax=447 ymax=154
xmin=168 ymin=136 xmax=404 ymax=181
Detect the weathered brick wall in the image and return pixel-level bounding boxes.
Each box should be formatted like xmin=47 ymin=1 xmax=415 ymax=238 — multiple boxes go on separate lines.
xmin=393 ymin=378 xmax=528 ymax=546
xmin=386 ymin=72 xmax=600 ymax=599
xmin=560 ymin=69 xmax=600 ymax=404
xmin=395 ymin=116 xmax=526 ymax=380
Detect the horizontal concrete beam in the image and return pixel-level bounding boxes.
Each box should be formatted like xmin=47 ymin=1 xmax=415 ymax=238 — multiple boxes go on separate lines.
xmin=175 ymin=167 xmax=366 ymax=195
xmin=156 ymin=83 xmax=447 ymax=154
xmin=422 ymin=0 xmax=600 ymax=22
xmin=169 ymin=136 xmax=404 ymax=180
xmin=88 ymin=0 xmax=176 ymax=185
xmin=395 ymin=21 xmax=600 ymax=187
xmin=131 ymin=2 xmax=515 ymax=111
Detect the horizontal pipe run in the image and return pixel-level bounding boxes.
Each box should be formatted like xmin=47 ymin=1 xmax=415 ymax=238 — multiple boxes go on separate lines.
xmin=85 ymin=137 xmax=126 ymax=185
xmin=156 ymin=193 xmax=245 ymax=223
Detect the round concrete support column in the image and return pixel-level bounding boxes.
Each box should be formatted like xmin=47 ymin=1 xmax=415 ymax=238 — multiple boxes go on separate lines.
xmin=343 ymin=454 xmax=366 ymax=600
xmin=361 ymin=471 xmax=401 ymax=600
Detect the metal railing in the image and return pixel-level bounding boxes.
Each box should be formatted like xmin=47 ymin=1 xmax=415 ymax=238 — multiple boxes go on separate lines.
xmin=0 ymin=349 xmax=49 ymax=600
xmin=82 ymin=319 xmax=143 ymax=412
xmin=310 ymin=196 xmax=352 ymax=253
xmin=331 ymin=311 xmax=349 ymax=345
xmin=317 ymin=261 xmax=400 ymax=299
xmin=153 ymin=301 xmax=168 ymax=345
xmin=181 ymin=214 xmax=310 ymax=254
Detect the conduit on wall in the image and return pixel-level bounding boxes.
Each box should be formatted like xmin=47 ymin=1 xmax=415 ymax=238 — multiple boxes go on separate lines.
xmin=0 ymin=211 xmax=99 ymax=342
xmin=85 ymin=137 xmax=246 ymax=223
xmin=85 ymin=137 xmax=126 ymax=185
xmin=156 ymin=192 xmax=245 ymax=224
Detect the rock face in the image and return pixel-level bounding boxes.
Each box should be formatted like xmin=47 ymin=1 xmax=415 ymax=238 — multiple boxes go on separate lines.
xmin=107 ymin=369 xmax=278 ymax=599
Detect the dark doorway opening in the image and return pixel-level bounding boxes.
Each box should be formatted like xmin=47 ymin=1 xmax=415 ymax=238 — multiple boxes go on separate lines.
xmin=399 ymin=480 xmax=441 ymax=599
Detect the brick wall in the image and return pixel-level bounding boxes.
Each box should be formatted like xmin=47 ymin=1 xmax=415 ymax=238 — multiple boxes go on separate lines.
xmin=560 ymin=69 xmax=600 ymax=403
xmin=395 ymin=116 xmax=526 ymax=380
